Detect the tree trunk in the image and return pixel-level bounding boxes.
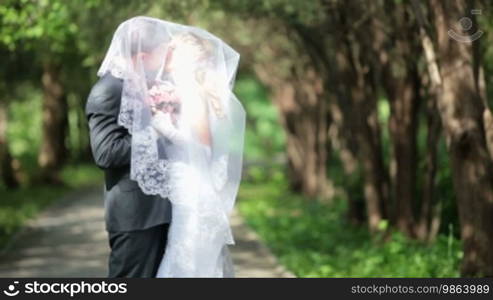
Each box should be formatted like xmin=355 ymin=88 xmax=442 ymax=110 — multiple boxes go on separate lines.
xmin=416 ymin=93 xmax=442 ymax=242
xmin=352 ymin=86 xmax=389 ymax=234
xmin=247 ymin=21 xmax=333 ymax=201
xmin=339 ymin=20 xmax=389 ymax=234
xmin=0 ymin=99 xmax=18 ymax=189
xmin=326 ymin=69 xmax=364 ymax=224
xmin=411 ymin=0 xmax=444 ymax=242
xmin=318 ymin=5 xmax=390 ymax=233
xmin=419 ymin=0 xmax=493 ymax=276
xmin=345 ymin=51 xmax=389 ymax=233
xmin=268 ymin=74 xmax=331 ymax=200
xmin=38 ymin=62 xmax=68 ymax=184
xmin=386 ymin=74 xmax=420 ymax=237
xmin=373 ymin=1 xmax=421 ymax=237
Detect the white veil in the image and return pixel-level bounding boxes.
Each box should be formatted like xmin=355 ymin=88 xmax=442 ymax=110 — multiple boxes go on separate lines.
xmin=97 ymin=16 xmax=246 ymax=277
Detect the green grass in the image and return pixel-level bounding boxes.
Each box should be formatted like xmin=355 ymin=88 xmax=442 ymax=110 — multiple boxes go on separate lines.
xmin=234 ymin=74 xmax=285 ymax=161
xmin=0 ymin=163 xmax=103 ymax=249
xmin=237 ymin=178 xmax=462 ymax=277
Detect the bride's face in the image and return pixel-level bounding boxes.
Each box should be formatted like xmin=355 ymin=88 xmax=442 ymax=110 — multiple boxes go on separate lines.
xmin=164 ymin=41 xmax=202 ymax=74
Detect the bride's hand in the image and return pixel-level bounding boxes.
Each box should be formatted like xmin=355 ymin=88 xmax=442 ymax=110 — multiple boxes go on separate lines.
xmin=151 ymin=111 xmax=178 ymax=140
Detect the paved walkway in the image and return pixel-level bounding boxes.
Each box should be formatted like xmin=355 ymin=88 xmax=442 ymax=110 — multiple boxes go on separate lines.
xmin=0 ymin=185 xmax=294 ymax=278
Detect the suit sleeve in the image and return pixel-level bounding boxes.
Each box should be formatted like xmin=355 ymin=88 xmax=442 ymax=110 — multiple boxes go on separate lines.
xmin=85 ymin=79 xmax=131 ymax=170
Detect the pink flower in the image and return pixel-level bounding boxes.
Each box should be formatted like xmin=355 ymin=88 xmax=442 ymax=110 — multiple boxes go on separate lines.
xmin=147 ymin=83 xmax=181 ymax=116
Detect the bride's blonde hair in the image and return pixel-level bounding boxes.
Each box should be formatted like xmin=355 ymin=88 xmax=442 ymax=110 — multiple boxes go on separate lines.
xmin=171 ymin=32 xmax=226 ymax=119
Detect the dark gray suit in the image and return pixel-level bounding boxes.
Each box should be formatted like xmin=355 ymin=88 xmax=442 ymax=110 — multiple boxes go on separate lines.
xmin=85 ymin=72 xmax=172 ymax=277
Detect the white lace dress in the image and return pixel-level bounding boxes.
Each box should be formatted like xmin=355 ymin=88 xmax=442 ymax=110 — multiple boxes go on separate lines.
xmin=156 ymin=141 xmax=235 ymax=277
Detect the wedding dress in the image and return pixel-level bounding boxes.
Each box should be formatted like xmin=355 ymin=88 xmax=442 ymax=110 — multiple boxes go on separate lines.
xmin=156 ymin=139 xmax=235 ymax=277
xmin=96 ymin=16 xmax=245 ymax=277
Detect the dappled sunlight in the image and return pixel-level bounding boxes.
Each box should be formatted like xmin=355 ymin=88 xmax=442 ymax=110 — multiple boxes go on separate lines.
xmin=1 ymin=0 xmax=493 ymax=278
xmin=0 ymin=187 xmax=109 ymax=277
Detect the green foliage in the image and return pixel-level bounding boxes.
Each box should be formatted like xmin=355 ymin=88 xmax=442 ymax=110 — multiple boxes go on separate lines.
xmin=0 ymin=0 xmax=482 ymax=276
xmin=5 ymin=84 xmax=96 ymax=183
xmin=237 ymin=178 xmax=462 ymax=277
xmin=377 ymin=97 xmax=392 ymax=168
xmin=0 ymin=0 xmax=83 ymax=52
xmin=415 ymin=103 xmax=458 ymax=237
xmin=59 ymin=164 xmax=104 ymax=188
xmin=234 ymin=75 xmax=285 ymax=161
xmin=212 ymin=0 xmax=326 ymax=26
xmin=6 ymin=84 xmax=43 ymax=181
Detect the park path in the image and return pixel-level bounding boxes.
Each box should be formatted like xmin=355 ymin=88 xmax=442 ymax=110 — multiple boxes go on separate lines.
xmin=0 ymin=185 xmax=293 ymax=278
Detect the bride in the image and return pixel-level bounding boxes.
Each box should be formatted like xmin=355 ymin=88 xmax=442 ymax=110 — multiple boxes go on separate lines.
xmin=151 ymin=31 xmax=238 ymax=277
xmin=99 ymin=16 xmax=246 ymax=277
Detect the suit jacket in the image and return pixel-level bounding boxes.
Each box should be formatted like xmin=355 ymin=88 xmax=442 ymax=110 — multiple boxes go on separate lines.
xmin=85 ymin=72 xmax=172 ymax=232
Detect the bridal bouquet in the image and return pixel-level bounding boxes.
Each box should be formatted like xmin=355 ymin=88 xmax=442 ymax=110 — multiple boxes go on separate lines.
xmin=147 ymin=82 xmax=181 ymax=124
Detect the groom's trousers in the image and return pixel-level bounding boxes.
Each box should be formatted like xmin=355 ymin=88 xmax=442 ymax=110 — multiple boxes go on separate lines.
xmin=107 ymin=223 xmax=170 ymax=277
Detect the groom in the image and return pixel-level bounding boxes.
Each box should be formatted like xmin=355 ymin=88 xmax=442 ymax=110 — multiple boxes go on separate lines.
xmin=85 ymin=29 xmax=172 ymax=277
